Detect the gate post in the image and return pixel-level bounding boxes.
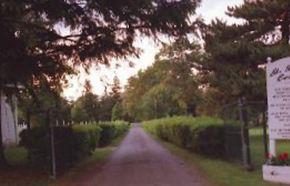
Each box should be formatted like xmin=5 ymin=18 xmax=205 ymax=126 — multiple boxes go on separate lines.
xmin=46 ymin=109 xmax=56 ymax=179
xmin=238 ymin=97 xmax=253 ymax=171
xmin=262 ymin=111 xmax=268 ymax=160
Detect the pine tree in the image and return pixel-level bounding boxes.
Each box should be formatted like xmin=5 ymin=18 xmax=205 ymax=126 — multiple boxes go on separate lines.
xmin=200 ymin=0 xmax=290 ymax=109
xmin=0 ymin=0 xmax=202 ymax=167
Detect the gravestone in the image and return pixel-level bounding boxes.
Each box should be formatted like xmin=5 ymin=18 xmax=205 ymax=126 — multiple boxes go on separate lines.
xmin=1 ymin=92 xmax=17 ymax=146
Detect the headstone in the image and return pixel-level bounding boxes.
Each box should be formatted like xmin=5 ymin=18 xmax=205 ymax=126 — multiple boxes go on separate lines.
xmin=1 ymin=94 xmax=17 ymax=146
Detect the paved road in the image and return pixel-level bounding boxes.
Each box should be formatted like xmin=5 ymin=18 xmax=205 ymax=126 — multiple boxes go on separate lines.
xmin=90 ymin=124 xmax=211 ymax=186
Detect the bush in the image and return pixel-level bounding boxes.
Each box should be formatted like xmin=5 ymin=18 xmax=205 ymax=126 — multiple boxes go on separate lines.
xmin=72 ymin=124 xmax=102 ymax=158
xmin=19 ymin=127 xmax=50 ymax=169
xmin=19 ymin=121 xmax=129 ymax=172
xmin=143 ymin=116 xmax=236 ymax=158
xmin=19 ymin=124 xmax=101 ymax=172
xmin=99 ymin=121 xmax=130 ymax=146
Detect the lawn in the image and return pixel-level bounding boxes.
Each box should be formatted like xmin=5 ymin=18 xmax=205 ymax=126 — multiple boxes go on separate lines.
xmin=150 ymin=127 xmax=288 ymax=186
xmin=0 ymin=147 xmax=49 ymax=186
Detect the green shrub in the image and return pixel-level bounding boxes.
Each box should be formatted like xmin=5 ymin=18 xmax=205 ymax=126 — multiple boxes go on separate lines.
xmin=20 ymin=126 xmax=76 ymax=171
xmin=189 ymin=125 xmax=225 ymax=157
xmin=72 ymin=124 xmax=102 ymax=158
xmin=19 ymin=124 xmax=101 ymax=172
xmin=143 ymin=116 xmax=235 ymax=158
xmin=99 ymin=121 xmax=130 ymax=146
xmin=19 ymin=127 xmax=49 ymax=169
xmin=19 ymin=121 xmax=129 ymax=173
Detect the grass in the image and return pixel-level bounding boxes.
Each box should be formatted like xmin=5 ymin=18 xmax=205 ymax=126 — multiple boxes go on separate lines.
xmin=147 ymin=126 xmax=288 ymax=186
xmin=4 ymin=147 xmax=28 ymax=166
xmin=0 ymin=147 xmax=49 ymax=186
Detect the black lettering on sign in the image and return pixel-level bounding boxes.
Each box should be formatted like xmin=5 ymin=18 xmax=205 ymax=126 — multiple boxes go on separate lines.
xmin=285 ymin=65 xmax=290 ymax=72
xmin=270 ymin=67 xmax=280 ymax=77
xmin=277 ymin=74 xmax=290 ymax=82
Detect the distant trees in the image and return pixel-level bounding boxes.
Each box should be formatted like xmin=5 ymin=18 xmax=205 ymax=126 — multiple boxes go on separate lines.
xmin=122 ymin=38 xmax=202 ymax=120
xmin=71 ymin=77 xmax=124 ymax=122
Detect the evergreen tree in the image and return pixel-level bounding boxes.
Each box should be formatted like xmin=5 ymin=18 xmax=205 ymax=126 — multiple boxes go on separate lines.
xmin=0 ymin=0 xmax=201 ymax=166
xmin=199 ymin=0 xmax=290 ymax=113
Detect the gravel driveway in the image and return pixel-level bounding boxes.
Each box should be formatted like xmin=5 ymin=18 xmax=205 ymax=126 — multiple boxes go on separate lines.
xmin=89 ymin=123 xmax=212 ymax=186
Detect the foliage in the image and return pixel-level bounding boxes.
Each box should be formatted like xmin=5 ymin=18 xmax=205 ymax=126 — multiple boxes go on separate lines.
xmin=143 ymin=116 xmax=229 ymax=157
xmin=197 ymin=0 xmax=290 ymax=115
xmin=111 ymin=102 xmax=124 ymax=121
xmin=266 ymin=152 xmax=290 ymax=166
xmin=19 ymin=124 xmax=101 ymax=172
xmin=20 ymin=126 xmax=74 ymax=171
xmin=71 ymin=93 xmax=99 ymax=122
xmin=99 ymin=121 xmax=130 ymax=146
xmin=122 ymin=41 xmax=202 ymax=121
xmin=140 ymin=84 xmax=187 ymax=120
xmin=72 ymin=124 xmax=102 ymax=158
xmin=19 ymin=121 xmax=128 ymax=172
xmin=0 ymin=0 xmax=201 ymax=165
xmin=18 ymin=85 xmax=72 ymax=128
xmin=159 ymin=128 xmax=281 ymax=186
xmin=0 ymin=0 xmax=201 ymax=87
xmin=98 ymin=95 xmax=119 ymax=121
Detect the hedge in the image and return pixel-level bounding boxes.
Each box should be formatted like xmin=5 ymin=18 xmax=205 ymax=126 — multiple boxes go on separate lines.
xmin=99 ymin=120 xmax=130 ymax=146
xmin=143 ymin=116 xmax=237 ymax=158
xmin=19 ymin=121 xmax=129 ymax=173
xmin=72 ymin=124 xmax=102 ymax=158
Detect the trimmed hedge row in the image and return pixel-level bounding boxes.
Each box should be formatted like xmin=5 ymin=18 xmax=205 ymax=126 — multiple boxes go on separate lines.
xmin=143 ymin=116 xmax=234 ymax=158
xmin=72 ymin=124 xmax=102 ymax=158
xmin=19 ymin=121 xmax=129 ymax=172
xmin=99 ymin=120 xmax=130 ymax=146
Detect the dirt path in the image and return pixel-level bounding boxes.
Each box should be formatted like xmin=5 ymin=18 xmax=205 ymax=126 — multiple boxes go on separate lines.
xmin=60 ymin=124 xmax=212 ymax=186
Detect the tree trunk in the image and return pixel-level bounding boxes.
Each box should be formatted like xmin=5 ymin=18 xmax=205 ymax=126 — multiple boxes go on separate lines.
xmin=0 ymin=88 xmax=8 ymax=168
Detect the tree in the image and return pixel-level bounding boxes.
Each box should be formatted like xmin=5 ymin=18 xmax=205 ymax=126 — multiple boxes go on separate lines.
xmin=71 ymin=92 xmax=99 ymax=122
xmin=111 ymin=102 xmax=124 ymax=121
xmin=0 ymin=0 xmax=201 ymax=166
xmin=122 ymin=38 xmax=202 ymax=120
xmin=1 ymin=0 xmax=202 ymax=86
xmin=197 ymin=0 xmax=290 ymax=115
xmin=141 ymin=84 xmax=186 ymax=120
xmin=18 ymin=84 xmax=72 ymax=127
xmin=110 ymin=76 xmax=122 ymax=101
xmin=98 ymin=95 xmax=117 ymax=121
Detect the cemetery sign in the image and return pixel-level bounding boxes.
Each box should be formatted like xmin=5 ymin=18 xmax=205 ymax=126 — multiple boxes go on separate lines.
xmin=267 ymin=57 xmax=290 ymax=139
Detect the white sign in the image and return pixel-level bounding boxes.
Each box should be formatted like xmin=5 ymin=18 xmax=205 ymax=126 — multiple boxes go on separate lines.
xmin=267 ymin=57 xmax=290 ymax=139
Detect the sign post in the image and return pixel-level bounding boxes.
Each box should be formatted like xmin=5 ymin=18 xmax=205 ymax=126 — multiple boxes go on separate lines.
xmin=263 ymin=57 xmax=290 ymax=184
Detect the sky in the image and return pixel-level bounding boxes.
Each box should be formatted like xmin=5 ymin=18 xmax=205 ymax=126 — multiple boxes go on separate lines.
xmin=62 ymin=0 xmax=244 ymax=101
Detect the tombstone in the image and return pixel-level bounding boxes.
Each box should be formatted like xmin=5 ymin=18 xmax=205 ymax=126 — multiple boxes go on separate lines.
xmin=0 ymin=84 xmax=24 ymax=147
xmin=1 ymin=93 xmax=17 ymax=146
xmin=263 ymin=57 xmax=290 ymax=184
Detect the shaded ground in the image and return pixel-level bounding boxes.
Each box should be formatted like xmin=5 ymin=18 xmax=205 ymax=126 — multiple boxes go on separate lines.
xmin=60 ymin=123 xmax=212 ymax=186
xmin=0 ymin=168 xmax=49 ymax=186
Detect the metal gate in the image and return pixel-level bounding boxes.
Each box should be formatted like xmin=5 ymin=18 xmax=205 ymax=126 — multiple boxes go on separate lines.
xmin=221 ymin=98 xmax=268 ymax=170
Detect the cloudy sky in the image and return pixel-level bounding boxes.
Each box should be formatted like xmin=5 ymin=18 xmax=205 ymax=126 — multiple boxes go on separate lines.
xmin=62 ymin=0 xmax=244 ymax=101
